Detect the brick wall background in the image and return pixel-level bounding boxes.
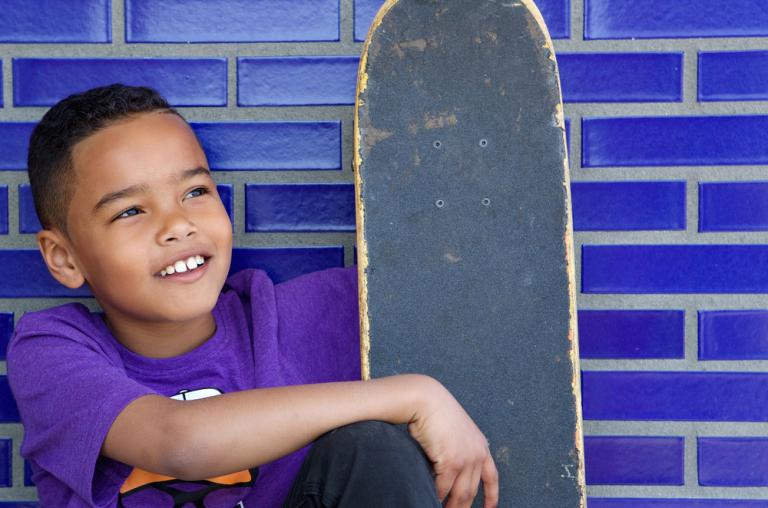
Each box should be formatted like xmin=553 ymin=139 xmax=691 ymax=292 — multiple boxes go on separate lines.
xmin=0 ymin=0 xmax=766 ymax=506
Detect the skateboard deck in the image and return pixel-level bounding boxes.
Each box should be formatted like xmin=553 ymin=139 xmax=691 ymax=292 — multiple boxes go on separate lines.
xmin=354 ymin=0 xmax=585 ymax=506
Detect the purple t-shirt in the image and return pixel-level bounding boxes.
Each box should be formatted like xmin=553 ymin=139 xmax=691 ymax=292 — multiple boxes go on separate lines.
xmin=7 ymin=267 xmax=361 ymax=507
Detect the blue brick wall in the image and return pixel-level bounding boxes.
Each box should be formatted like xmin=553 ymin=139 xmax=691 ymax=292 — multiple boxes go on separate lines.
xmin=0 ymin=0 xmax=766 ymax=505
xmin=585 ymin=436 xmax=684 ymax=485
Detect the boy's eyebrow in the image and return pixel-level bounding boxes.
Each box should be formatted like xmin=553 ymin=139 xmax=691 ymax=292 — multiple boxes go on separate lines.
xmin=92 ymin=166 xmax=211 ymax=214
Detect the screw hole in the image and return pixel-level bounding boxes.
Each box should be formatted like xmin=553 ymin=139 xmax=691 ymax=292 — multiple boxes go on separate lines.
xmin=479 ymin=139 xmax=488 ymax=147
xmin=435 ymin=199 xmax=445 ymax=208
xmin=482 ymin=198 xmax=491 ymax=206
xmin=433 ymin=140 xmax=442 ymax=149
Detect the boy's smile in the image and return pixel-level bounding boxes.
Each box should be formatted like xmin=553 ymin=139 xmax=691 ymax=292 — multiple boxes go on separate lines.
xmin=39 ymin=111 xmax=233 ymax=358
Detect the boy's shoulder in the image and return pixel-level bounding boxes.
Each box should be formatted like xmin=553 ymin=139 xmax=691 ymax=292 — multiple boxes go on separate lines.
xmin=222 ymin=266 xmax=357 ymax=306
xmin=11 ymin=302 xmax=103 ymax=347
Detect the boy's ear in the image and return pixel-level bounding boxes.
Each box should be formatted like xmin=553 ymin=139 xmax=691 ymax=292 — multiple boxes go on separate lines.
xmin=36 ymin=230 xmax=85 ymax=289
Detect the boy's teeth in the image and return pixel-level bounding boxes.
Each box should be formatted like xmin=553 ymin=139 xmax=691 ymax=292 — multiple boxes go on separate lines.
xmin=161 ymin=255 xmax=206 ymax=276
xmin=185 ymin=256 xmax=197 ymax=270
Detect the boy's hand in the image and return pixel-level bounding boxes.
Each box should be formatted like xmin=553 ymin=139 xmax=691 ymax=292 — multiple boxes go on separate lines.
xmin=406 ymin=377 xmax=499 ymax=508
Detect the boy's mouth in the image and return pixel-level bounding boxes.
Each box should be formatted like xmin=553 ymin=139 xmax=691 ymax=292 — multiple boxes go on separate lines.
xmin=159 ymin=255 xmax=207 ymax=277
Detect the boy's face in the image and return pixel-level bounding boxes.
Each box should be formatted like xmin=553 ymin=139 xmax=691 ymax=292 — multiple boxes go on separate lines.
xmin=49 ymin=111 xmax=232 ymax=329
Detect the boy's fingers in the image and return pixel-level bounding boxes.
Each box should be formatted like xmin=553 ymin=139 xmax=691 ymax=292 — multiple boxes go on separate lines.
xmin=482 ymin=454 xmax=500 ymax=508
xmin=444 ymin=465 xmax=479 ymax=508
xmin=435 ymin=465 xmax=460 ymax=502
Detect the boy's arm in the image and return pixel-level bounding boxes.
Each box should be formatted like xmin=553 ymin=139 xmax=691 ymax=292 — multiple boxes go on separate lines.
xmin=103 ymin=373 xmax=498 ymax=508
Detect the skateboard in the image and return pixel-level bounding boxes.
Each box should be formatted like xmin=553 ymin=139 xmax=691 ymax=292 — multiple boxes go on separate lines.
xmin=353 ymin=0 xmax=585 ymax=506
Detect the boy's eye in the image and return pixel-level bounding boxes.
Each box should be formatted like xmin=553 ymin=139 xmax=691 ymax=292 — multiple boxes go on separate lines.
xmin=185 ymin=187 xmax=209 ymax=199
xmin=114 ymin=207 xmax=141 ymax=221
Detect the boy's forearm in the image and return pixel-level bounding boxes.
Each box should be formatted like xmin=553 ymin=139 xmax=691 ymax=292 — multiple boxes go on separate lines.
xmin=105 ymin=374 xmax=439 ymax=479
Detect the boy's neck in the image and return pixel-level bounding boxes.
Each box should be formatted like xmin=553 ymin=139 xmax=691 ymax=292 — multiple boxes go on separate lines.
xmin=102 ymin=311 xmax=217 ymax=359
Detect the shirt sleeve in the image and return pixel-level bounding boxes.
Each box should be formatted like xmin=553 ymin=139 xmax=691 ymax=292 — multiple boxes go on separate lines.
xmin=274 ymin=266 xmax=362 ymax=384
xmin=7 ymin=307 xmax=157 ymax=507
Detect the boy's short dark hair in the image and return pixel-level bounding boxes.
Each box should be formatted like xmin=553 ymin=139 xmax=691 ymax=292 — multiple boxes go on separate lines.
xmin=27 ymin=84 xmax=180 ymax=232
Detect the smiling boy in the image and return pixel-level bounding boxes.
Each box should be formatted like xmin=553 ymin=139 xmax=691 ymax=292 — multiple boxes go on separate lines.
xmin=7 ymin=85 xmax=497 ymax=507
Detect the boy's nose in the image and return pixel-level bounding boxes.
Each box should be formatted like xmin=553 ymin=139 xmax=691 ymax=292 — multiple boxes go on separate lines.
xmin=157 ymin=210 xmax=197 ymax=243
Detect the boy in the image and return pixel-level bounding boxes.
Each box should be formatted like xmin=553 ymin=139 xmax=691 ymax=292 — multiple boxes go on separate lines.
xmin=7 ymin=85 xmax=497 ymax=507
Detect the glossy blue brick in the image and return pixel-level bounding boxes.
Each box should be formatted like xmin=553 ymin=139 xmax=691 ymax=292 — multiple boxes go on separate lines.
xmin=24 ymin=461 xmax=33 ymax=487
xmin=588 ymin=499 xmax=768 ymax=507
xmin=572 ymin=182 xmax=685 ymax=231
xmin=0 ymin=378 xmax=20 ymax=423
xmin=585 ymin=0 xmax=768 ymax=39
xmin=14 ymin=59 xmax=227 ymax=107
xmin=127 ymin=0 xmax=339 ymax=42
xmin=583 ymin=116 xmax=768 ymax=168
xmin=559 ymin=53 xmax=682 ymax=103
xmin=0 ymin=124 xmax=35 ymax=170
xmin=0 ymin=251 xmax=90 ymax=298
xmin=699 ymin=182 xmax=768 ymax=232
xmin=700 ymin=52 xmax=768 ymax=102
xmin=245 ymin=184 xmax=355 ymax=232
xmin=353 ymin=0 xmax=384 ymax=42
xmin=0 ymin=187 xmax=9 ymax=235
xmin=230 ymin=247 xmax=344 ymax=284
xmin=583 ymin=245 xmax=768 ymax=294
xmin=19 ymin=185 xmax=40 ymax=234
xmin=582 ymin=371 xmax=768 ymax=421
xmin=585 ymin=436 xmax=683 ymax=485
xmin=0 ymin=439 xmax=10 ymax=488
xmin=699 ymin=438 xmax=768 ymax=486
xmin=354 ymin=0 xmax=570 ymax=41
xmin=0 ymin=314 xmax=14 ymax=361
xmin=192 ymin=122 xmax=341 ymax=171
xmin=217 ymin=184 xmax=233 ymax=223
xmin=578 ymin=310 xmax=684 ymax=359
xmin=699 ymin=311 xmax=768 ymax=360
xmin=0 ymin=0 xmax=109 ymax=43
xmin=238 ymin=57 xmax=358 ymax=107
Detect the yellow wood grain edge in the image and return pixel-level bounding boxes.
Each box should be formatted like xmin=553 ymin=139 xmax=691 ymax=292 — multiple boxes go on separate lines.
xmin=354 ymin=0 xmax=399 ymax=381
xmin=518 ymin=0 xmax=587 ymax=502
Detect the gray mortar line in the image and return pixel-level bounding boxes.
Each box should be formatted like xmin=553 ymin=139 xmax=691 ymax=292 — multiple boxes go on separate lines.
xmin=2 ymin=57 xmax=11 ymax=111
xmin=112 ymin=0 xmax=125 ymax=46
xmin=577 ymin=293 xmax=768 ymax=310
xmin=684 ymin=430 xmax=698 ymax=487
xmin=684 ymin=304 xmax=698 ymax=365
xmin=341 ymin=0 xmax=355 ymax=45
xmin=683 ymin=48 xmax=698 ymax=104
xmin=575 ymin=230 xmax=768 ymax=243
xmin=588 ymin=484 xmax=768 ymax=500
xmin=580 ymin=359 xmax=768 ymax=372
xmin=687 ymin=175 xmax=699 ymax=235
xmin=570 ymin=0 xmax=583 ymax=41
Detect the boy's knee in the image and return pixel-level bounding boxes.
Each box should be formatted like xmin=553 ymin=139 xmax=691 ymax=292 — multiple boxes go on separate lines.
xmin=315 ymin=420 xmax=425 ymax=464
xmin=323 ymin=420 xmax=403 ymax=445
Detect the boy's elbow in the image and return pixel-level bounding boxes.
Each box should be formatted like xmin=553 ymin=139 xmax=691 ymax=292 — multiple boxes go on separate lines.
xmin=160 ymin=406 xmax=219 ymax=480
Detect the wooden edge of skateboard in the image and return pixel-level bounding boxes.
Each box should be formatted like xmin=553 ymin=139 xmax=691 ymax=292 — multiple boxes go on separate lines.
xmin=519 ymin=0 xmax=587 ymax=500
xmin=354 ymin=0 xmax=400 ymax=381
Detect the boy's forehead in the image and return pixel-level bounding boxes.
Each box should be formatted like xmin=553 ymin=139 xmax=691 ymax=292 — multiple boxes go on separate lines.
xmin=70 ymin=112 xmax=206 ymax=194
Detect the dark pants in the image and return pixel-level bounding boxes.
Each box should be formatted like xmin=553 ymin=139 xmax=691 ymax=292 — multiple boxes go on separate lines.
xmin=282 ymin=421 xmax=442 ymax=508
